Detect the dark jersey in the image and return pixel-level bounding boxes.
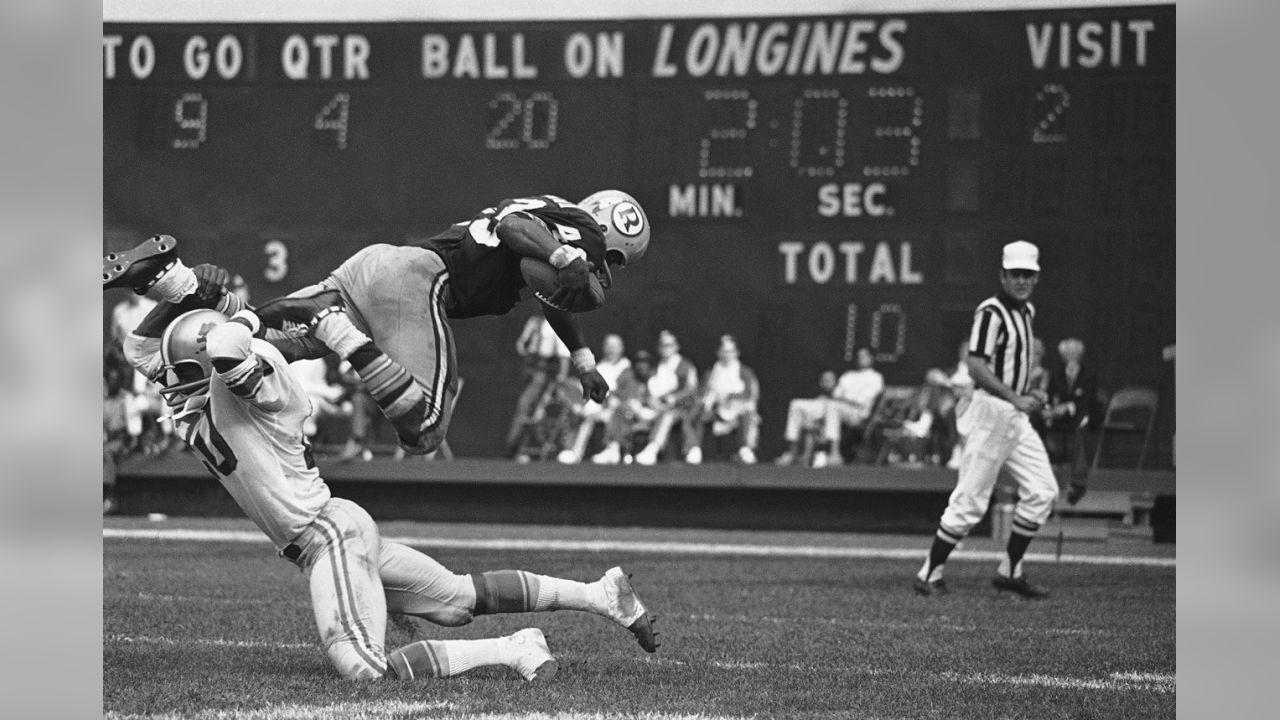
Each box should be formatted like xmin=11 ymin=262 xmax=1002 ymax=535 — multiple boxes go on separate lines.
xmin=416 ymin=195 xmax=608 ymax=319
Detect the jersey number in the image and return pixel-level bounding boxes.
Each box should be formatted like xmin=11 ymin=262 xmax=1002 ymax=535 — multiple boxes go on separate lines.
xmin=191 ymin=420 xmax=237 ymax=477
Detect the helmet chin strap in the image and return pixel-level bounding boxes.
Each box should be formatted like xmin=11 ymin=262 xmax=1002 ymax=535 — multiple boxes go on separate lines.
xmin=159 ymin=361 xmax=212 ymax=409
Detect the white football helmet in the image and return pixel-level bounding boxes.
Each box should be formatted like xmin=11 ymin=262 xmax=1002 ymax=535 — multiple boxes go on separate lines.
xmin=159 ymin=308 xmax=227 ymax=402
xmin=579 ymin=190 xmax=650 ymax=268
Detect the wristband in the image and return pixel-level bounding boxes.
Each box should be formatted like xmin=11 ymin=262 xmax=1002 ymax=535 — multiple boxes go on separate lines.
xmin=149 ymin=258 xmax=197 ymax=303
xmin=229 ymin=309 xmax=261 ymax=335
xmin=548 ymin=245 xmax=587 ymax=269
xmin=571 ymin=347 xmax=597 ymax=373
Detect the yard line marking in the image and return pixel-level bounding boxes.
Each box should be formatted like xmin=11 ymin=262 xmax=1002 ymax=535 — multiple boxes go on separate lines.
xmin=105 ymin=633 xmax=315 ymax=650
xmin=683 ymin=613 xmax=1118 ymax=638
xmin=637 ymin=656 xmax=1173 ymax=693
xmin=103 ymin=700 xmax=749 ymax=720
xmin=104 ymin=592 xmax=302 ymax=607
xmin=103 ymin=528 xmax=1176 ymax=568
xmin=944 ymin=670 xmax=1176 ymax=693
xmin=104 ymin=699 xmax=456 ymax=720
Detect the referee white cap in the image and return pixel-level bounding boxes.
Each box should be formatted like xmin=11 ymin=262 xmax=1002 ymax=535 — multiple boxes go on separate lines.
xmin=1002 ymin=240 xmax=1040 ymax=271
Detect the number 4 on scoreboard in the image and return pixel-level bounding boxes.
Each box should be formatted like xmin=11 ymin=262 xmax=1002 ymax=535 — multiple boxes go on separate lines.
xmin=315 ymin=92 xmax=350 ymax=149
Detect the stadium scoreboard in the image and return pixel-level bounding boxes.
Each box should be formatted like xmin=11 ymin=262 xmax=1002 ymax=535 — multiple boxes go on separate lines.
xmin=104 ymin=2 xmax=1174 ymax=452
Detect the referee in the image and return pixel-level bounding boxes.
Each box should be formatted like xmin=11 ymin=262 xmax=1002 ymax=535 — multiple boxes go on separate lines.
xmin=914 ymin=240 xmax=1057 ymax=598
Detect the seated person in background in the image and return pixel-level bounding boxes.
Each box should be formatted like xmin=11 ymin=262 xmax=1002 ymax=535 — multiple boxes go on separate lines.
xmin=775 ymin=370 xmax=838 ymax=467
xmin=591 ymin=350 xmax=657 ymax=464
xmin=558 ymin=334 xmax=632 ymax=464
xmin=925 ymin=340 xmax=974 ymax=469
xmin=633 ymin=330 xmax=701 ymax=465
xmin=293 ymin=356 xmax=354 ymax=450
xmin=1043 ymin=337 xmax=1100 ymax=483
xmin=505 ymin=314 xmax=571 ymax=457
xmin=814 ymin=347 xmax=884 ymax=468
xmin=688 ymin=335 xmax=760 ymax=465
xmin=876 ymin=381 xmax=950 ymax=466
xmin=336 ymin=359 xmax=380 ymax=463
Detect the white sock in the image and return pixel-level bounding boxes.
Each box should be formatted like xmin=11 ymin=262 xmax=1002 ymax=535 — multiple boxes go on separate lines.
xmin=996 ymin=558 xmax=1023 ymax=578
xmin=530 ymin=575 xmax=599 ymax=613
xmin=918 ymin=558 xmax=944 ymax=582
xmin=314 ymin=311 xmax=372 ymax=360
xmin=150 ymin=260 xmax=198 ymax=303
xmin=435 ymin=637 xmax=507 ymax=677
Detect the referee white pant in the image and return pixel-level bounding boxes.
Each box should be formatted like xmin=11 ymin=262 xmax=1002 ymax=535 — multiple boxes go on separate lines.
xmin=940 ymin=390 xmax=1057 ymax=538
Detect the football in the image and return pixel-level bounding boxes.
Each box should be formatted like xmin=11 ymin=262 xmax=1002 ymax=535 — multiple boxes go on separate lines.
xmin=519 ymin=256 xmax=606 ymax=313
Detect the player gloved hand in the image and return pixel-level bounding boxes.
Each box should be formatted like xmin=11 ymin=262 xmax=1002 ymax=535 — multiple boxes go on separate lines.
xmin=579 ymin=368 xmax=610 ymax=404
xmin=192 ymin=263 xmax=231 ymax=302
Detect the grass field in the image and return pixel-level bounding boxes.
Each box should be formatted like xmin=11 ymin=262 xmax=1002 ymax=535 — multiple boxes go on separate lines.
xmin=104 ymin=518 xmax=1175 ymax=719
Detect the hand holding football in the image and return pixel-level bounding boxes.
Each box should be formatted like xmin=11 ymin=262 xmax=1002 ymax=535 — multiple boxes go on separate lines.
xmin=520 ymin=256 xmax=606 ymax=313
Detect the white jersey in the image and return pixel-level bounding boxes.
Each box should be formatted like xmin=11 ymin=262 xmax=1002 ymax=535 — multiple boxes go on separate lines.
xmin=171 ymin=327 xmax=331 ymax=548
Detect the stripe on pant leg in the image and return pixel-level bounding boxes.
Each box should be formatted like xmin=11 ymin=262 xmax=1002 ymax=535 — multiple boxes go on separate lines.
xmin=1012 ymin=516 xmax=1040 ymax=536
xmin=315 ymin=517 xmax=386 ymax=675
xmin=418 ymin=272 xmax=452 ymax=434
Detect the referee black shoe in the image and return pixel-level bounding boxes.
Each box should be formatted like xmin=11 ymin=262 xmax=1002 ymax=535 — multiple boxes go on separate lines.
xmin=992 ymin=574 xmax=1050 ymax=599
xmin=913 ymin=577 xmax=949 ymax=596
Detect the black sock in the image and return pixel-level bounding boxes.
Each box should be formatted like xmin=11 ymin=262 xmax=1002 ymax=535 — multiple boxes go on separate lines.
xmin=926 ymin=530 xmax=960 ymax=579
xmin=1005 ymin=532 xmax=1034 ymax=576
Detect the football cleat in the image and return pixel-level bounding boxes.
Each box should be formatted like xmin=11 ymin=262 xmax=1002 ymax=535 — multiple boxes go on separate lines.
xmin=992 ymin=574 xmax=1050 ymax=599
xmin=254 ymin=289 xmax=344 ymax=330
xmin=602 ymin=566 xmax=659 ymax=653
xmin=506 ymin=628 xmax=557 ymax=682
xmin=103 ymin=235 xmax=178 ymax=293
xmin=913 ymin=577 xmax=949 ymax=597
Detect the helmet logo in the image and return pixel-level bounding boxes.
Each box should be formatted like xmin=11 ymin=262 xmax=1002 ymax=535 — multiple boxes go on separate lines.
xmin=611 ymin=202 xmax=644 ymax=237
xmin=196 ymin=322 xmax=217 ymax=358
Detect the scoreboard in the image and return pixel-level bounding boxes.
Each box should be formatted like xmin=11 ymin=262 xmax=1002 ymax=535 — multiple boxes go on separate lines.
xmin=103 ymin=1 xmax=1175 ymax=457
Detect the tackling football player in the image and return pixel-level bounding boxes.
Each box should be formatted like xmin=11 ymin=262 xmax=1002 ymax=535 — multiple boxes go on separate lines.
xmin=103 ymin=246 xmax=659 ymax=682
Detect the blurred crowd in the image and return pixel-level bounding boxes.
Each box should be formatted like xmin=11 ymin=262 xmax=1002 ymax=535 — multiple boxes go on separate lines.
xmin=106 ymin=292 xmax=1110 ymax=476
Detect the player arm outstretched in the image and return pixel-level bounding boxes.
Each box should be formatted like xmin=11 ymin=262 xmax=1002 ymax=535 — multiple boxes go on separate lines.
xmin=540 ymin=304 xmax=609 ymax=403
xmin=120 ymin=263 xmax=247 ymax=382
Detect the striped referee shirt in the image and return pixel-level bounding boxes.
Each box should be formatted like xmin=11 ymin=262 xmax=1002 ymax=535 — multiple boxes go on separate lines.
xmin=968 ymin=294 xmax=1036 ymax=396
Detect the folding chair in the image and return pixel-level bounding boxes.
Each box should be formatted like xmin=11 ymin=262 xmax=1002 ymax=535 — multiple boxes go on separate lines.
xmin=1090 ymin=386 xmax=1158 ymax=471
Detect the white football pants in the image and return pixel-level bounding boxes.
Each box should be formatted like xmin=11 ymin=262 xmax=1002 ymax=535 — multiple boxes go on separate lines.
xmin=939 ymin=390 xmax=1058 ymax=537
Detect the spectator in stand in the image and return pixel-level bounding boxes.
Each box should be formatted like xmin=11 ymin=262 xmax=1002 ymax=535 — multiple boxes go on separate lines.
xmin=293 ymin=357 xmax=354 ymax=450
xmin=926 ymin=340 xmax=975 ymax=469
xmin=336 ymin=360 xmax=379 ymax=463
xmin=814 ymin=348 xmax=884 ymax=468
xmin=774 ymin=370 xmax=839 ymax=467
xmin=103 ymin=364 xmax=132 ymax=515
xmin=591 ymin=350 xmax=658 ymax=464
xmin=1042 ymin=337 xmax=1100 ymax=481
xmin=688 ymin=335 xmax=761 ymax=465
xmin=110 ymin=292 xmax=157 ymax=348
xmin=506 ymin=313 xmax=570 ymax=458
xmin=877 ymin=381 xmax=951 ymax=466
xmin=558 ymin=334 xmax=631 ymax=464
xmin=633 ymin=331 xmax=700 ymax=465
